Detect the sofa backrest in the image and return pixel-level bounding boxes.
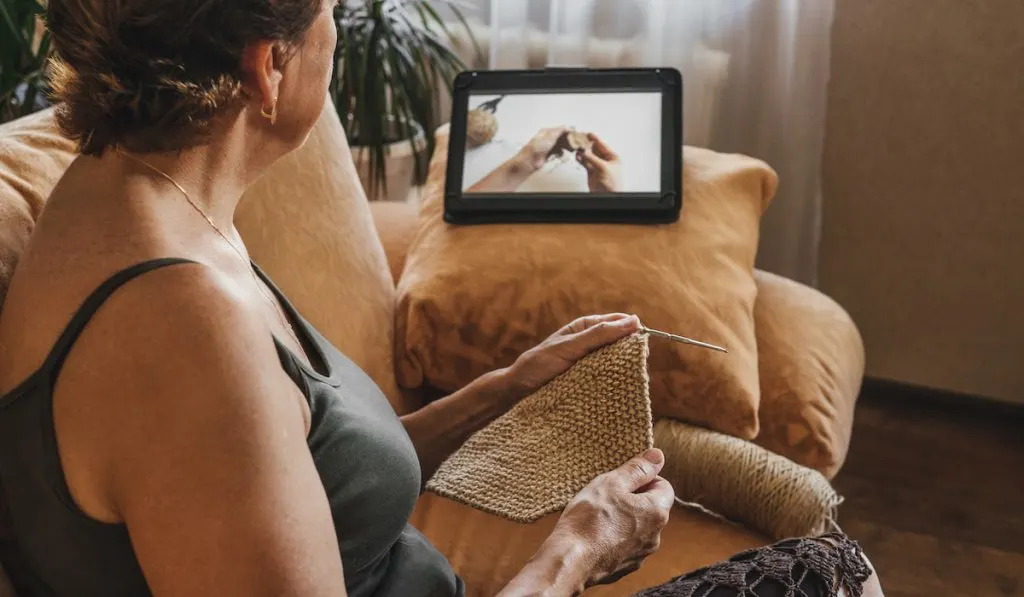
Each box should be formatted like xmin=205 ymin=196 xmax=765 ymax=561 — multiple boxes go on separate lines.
xmin=0 ymin=109 xmax=78 ymax=306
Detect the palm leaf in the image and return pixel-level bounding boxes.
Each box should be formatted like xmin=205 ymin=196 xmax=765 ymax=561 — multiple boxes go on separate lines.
xmin=331 ymin=0 xmax=479 ymax=199
xmin=0 ymin=0 xmax=51 ymax=124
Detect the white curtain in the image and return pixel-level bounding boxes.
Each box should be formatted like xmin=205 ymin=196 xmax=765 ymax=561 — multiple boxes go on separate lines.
xmin=442 ymin=0 xmax=835 ymax=285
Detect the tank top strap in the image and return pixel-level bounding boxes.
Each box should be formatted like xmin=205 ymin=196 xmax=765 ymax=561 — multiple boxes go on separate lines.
xmin=41 ymin=258 xmax=199 ymax=375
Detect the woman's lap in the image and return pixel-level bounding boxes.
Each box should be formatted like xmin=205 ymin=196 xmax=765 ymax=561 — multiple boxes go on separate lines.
xmin=633 ymin=532 xmax=874 ymax=597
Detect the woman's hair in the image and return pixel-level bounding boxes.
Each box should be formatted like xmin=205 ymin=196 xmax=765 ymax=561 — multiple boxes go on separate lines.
xmin=46 ymin=0 xmax=324 ymax=156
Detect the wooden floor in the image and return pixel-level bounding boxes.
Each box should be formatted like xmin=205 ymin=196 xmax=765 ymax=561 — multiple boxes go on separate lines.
xmin=832 ymin=381 xmax=1024 ymax=597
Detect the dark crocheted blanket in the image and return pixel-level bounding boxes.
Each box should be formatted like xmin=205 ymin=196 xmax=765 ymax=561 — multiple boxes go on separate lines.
xmin=634 ymin=532 xmax=872 ymax=597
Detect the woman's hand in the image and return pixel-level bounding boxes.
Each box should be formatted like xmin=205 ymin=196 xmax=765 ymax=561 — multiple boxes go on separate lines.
xmin=497 ymin=448 xmax=674 ymax=595
xmin=516 ymin=126 xmax=572 ymax=170
xmin=577 ymin=133 xmax=623 ymax=193
xmin=502 ymin=313 xmax=642 ymax=402
xmin=467 ymin=127 xmax=571 ymax=193
xmin=556 ymin=448 xmax=675 ymax=586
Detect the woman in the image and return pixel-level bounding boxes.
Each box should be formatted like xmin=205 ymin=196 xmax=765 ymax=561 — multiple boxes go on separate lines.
xmin=0 ymin=1 xmax=883 ymax=596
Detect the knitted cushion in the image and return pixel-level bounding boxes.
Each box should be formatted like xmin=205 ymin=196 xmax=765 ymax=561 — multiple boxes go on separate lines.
xmin=654 ymin=419 xmax=842 ymax=541
xmin=426 ymin=332 xmax=654 ymax=523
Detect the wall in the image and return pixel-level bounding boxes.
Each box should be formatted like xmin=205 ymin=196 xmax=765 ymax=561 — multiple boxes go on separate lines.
xmin=820 ymin=0 xmax=1024 ymax=404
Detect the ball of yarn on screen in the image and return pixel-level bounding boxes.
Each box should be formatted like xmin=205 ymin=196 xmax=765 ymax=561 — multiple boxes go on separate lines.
xmin=654 ymin=419 xmax=843 ymax=540
xmin=466 ymin=109 xmax=498 ymax=147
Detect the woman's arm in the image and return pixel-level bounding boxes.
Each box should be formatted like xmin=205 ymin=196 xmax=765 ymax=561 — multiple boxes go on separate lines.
xmin=400 ymin=367 xmax=518 ymax=482
xmin=466 ymin=153 xmax=539 ymax=193
xmin=69 ymin=266 xmax=348 ymax=597
xmin=496 ymin=533 xmax=593 ymax=597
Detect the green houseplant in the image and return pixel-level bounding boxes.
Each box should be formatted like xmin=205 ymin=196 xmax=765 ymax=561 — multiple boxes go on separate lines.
xmin=332 ymin=0 xmax=480 ymax=201
xmin=0 ymin=0 xmax=51 ymax=124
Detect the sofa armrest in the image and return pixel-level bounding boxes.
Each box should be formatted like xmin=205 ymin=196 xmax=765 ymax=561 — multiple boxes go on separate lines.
xmin=752 ymin=270 xmax=865 ymax=478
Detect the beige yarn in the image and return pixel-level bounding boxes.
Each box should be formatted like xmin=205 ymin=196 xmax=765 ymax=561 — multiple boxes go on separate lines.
xmin=466 ymin=109 xmax=498 ymax=147
xmin=654 ymin=419 xmax=843 ymax=541
xmin=426 ymin=332 xmax=654 ymax=523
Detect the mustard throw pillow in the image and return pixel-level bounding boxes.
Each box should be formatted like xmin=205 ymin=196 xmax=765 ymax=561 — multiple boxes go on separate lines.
xmin=395 ymin=127 xmax=778 ymax=439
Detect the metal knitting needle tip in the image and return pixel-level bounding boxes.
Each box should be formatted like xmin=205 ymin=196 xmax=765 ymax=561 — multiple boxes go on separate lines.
xmin=640 ymin=326 xmax=729 ymax=353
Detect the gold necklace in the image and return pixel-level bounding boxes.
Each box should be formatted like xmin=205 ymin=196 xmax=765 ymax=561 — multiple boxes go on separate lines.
xmin=119 ymin=150 xmax=309 ymax=361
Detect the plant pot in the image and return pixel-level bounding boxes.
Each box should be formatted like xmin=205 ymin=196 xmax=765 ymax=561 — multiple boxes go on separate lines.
xmin=350 ymin=117 xmax=428 ymax=202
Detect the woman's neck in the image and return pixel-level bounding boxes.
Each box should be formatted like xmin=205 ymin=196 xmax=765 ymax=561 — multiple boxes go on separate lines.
xmin=111 ymin=119 xmax=283 ymax=231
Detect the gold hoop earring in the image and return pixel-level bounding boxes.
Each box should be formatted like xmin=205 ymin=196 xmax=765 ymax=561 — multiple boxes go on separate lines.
xmin=261 ymin=101 xmax=278 ymax=125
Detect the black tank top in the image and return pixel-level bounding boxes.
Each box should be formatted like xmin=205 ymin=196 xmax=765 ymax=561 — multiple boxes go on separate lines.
xmin=0 ymin=258 xmax=463 ymax=597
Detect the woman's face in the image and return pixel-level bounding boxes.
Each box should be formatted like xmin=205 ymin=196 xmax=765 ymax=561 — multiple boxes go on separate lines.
xmin=268 ymin=0 xmax=339 ymax=145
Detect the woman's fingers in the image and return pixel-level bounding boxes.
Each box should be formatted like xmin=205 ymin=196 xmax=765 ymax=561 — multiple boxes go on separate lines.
xmin=560 ymin=314 xmax=641 ymax=357
xmin=577 ymin=148 xmax=605 ymax=170
xmin=531 ymin=127 xmax=569 ymax=155
xmin=637 ymin=476 xmax=676 ymax=511
xmin=562 ymin=313 xmax=634 ymax=334
xmin=587 ymin=133 xmax=619 ymax=160
xmin=612 ymin=448 xmax=666 ymax=492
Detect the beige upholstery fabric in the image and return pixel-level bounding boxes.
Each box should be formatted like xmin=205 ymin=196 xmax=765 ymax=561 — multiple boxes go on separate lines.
xmin=752 ymin=270 xmax=864 ymax=478
xmin=427 ymin=333 xmax=653 ymax=523
xmin=368 ymin=198 xmax=422 ymax=284
xmin=235 ymin=104 xmax=417 ymax=415
xmin=395 ymin=126 xmax=778 ymax=440
xmin=0 ymin=110 xmax=77 ymax=305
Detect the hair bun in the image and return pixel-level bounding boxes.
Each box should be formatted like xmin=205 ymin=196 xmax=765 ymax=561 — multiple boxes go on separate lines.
xmin=50 ymin=52 xmax=243 ymax=155
xmin=43 ymin=0 xmax=322 ymax=156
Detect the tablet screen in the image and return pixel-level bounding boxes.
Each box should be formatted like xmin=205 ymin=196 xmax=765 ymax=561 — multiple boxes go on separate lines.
xmin=460 ymin=91 xmax=663 ymax=195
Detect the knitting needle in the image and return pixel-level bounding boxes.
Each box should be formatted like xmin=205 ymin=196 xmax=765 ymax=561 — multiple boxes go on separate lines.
xmin=640 ymin=326 xmax=729 ymax=354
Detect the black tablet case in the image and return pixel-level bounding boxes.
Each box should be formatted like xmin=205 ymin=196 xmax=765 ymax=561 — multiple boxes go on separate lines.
xmin=443 ymin=67 xmax=683 ymax=225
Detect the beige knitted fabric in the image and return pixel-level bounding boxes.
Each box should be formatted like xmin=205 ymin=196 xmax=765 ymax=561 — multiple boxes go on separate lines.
xmin=653 ymin=419 xmax=843 ymax=540
xmin=426 ymin=332 xmax=654 ymax=523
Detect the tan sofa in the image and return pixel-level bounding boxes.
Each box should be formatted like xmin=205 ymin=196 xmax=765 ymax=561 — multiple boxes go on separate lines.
xmin=0 ymin=106 xmax=864 ymax=596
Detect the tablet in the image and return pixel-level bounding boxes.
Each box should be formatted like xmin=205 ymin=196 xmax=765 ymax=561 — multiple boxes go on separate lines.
xmin=443 ymin=67 xmax=682 ymax=225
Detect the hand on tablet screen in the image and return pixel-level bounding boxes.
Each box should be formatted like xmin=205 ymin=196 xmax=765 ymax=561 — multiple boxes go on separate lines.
xmin=467 ymin=128 xmax=622 ymax=194
xmin=467 ymin=127 xmax=570 ymax=193
xmin=518 ymin=127 xmax=572 ymax=170
xmin=577 ymin=133 xmax=622 ymax=193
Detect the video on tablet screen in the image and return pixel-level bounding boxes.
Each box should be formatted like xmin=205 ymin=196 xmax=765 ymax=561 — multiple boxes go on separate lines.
xmin=461 ymin=92 xmax=662 ymax=194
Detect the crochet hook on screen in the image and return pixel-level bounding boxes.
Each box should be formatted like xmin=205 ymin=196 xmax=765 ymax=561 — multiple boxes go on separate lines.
xmin=640 ymin=326 xmax=728 ymax=354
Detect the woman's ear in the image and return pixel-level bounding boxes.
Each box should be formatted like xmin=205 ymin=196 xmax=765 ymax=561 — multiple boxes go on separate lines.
xmin=241 ymin=41 xmax=284 ymax=113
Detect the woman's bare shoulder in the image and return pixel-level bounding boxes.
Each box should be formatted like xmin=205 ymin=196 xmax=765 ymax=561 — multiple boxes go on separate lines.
xmin=52 ymin=257 xmax=286 ymax=393
xmin=1 ymin=252 xmax=261 ymax=387
xmin=35 ymin=256 xmax=310 ymax=523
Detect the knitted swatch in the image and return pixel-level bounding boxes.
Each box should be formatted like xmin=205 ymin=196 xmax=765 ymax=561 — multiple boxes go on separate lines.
xmin=426 ymin=332 xmax=654 ymax=523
